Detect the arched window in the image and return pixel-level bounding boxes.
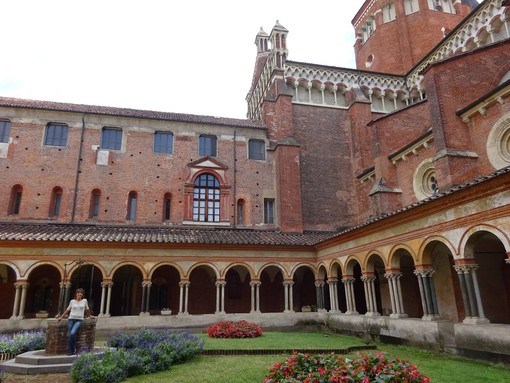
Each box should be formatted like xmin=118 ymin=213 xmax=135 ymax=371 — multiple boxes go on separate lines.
xmin=237 ymin=199 xmax=245 ymax=225
xmin=127 ymin=191 xmax=137 ymax=221
xmin=49 ymin=187 xmax=63 ymax=217
xmin=163 ymin=192 xmax=171 ymax=221
xmin=8 ymin=184 xmax=23 ymax=215
xmin=89 ymin=189 xmax=101 ymax=219
xmin=193 ymin=173 xmax=220 ymax=222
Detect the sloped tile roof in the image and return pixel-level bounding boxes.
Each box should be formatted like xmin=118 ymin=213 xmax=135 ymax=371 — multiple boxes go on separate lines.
xmin=0 ymin=96 xmax=266 ymax=130
xmin=0 ymin=223 xmax=335 ymax=247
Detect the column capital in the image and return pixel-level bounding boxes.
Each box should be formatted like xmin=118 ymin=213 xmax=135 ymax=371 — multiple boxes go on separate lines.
xmin=505 ymin=258 xmax=510 ymax=265
xmin=326 ymin=278 xmax=338 ymax=284
xmin=361 ymin=274 xmax=376 ymax=282
xmin=101 ymin=281 xmax=114 ymax=288
xmin=59 ymin=281 xmax=71 ymax=289
xmin=141 ymin=281 xmax=152 ymax=287
xmin=179 ymin=281 xmax=190 ymax=287
xmin=341 ymin=277 xmax=355 ymax=285
xmin=215 ymin=281 xmax=226 ymax=287
xmin=283 ymin=281 xmax=294 ymax=287
xmin=384 ymin=272 xmax=402 ymax=280
xmin=249 ymin=281 xmax=261 ymax=287
xmin=14 ymin=281 xmax=30 ymax=288
xmin=453 ymin=264 xmax=479 ymax=274
xmin=414 ymin=268 xmax=435 ymax=277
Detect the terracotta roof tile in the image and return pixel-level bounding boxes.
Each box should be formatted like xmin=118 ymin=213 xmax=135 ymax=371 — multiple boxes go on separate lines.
xmin=0 ymin=96 xmax=266 ymax=130
xmin=0 ymin=224 xmax=334 ymax=247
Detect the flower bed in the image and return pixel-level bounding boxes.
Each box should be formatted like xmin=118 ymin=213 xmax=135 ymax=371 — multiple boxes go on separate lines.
xmin=263 ymin=351 xmax=430 ymax=383
xmin=71 ymin=329 xmax=204 ymax=383
xmin=207 ymin=320 xmax=263 ymax=339
xmin=0 ymin=330 xmax=46 ymax=357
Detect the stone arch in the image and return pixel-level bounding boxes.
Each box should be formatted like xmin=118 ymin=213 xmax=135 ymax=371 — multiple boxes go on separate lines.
xmin=148 ymin=261 xmax=184 ymax=280
xmin=0 ymin=263 xmax=18 ymax=319
xmin=109 ymin=261 xmax=145 ymax=280
xmin=317 ymin=263 xmax=328 ymax=280
xmin=365 ymin=253 xmax=386 ymax=315
xmin=68 ymin=262 xmax=104 ymax=316
xmin=224 ymin=264 xmax=252 ymax=314
xmin=150 ymin=263 xmax=181 ymax=315
xmin=259 ymin=264 xmax=285 ymax=313
xmin=421 ymin=240 xmax=462 ymax=322
xmin=390 ymin=247 xmax=422 ymax=319
xmin=292 ymin=264 xmax=317 ymax=312
xmin=420 ymin=235 xmax=456 ymax=265
xmin=26 ymin=262 xmax=62 ymax=318
xmin=462 ymin=229 xmax=510 ymax=324
xmin=188 ymin=264 xmax=218 ymax=315
xmin=460 ymin=224 xmax=510 ymax=257
xmin=111 ymin=264 xmax=144 ymax=316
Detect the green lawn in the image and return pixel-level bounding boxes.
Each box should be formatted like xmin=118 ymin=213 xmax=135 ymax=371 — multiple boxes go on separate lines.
xmin=122 ymin=332 xmax=510 ymax=383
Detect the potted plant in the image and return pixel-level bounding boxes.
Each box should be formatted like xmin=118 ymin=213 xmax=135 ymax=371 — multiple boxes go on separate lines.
xmin=35 ymin=310 xmax=49 ymax=318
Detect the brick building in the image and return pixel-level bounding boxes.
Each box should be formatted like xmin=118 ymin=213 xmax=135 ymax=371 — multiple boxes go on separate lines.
xmin=1 ymin=0 xmax=510 ymax=359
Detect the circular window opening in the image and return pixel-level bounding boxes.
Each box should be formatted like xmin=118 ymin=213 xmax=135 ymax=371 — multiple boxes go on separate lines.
xmin=414 ymin=159 xmax=438 ymax=200
xmin=365 ymin=54 xmax=374 ymax=68
xmin=487 ymin=115 xmax=510 ymax=170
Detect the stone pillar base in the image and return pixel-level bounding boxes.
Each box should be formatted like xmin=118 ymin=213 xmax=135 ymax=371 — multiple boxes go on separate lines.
xmin=45 ymin=318 xmax=96 ymax=355
xmin=390 ymin=313 xmax=409 ymax=319
xmin=463 ymin=317 xmax=490 ymax=325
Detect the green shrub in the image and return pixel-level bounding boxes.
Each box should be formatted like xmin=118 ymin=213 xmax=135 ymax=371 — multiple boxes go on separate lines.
xmin=71 ymin=349 xmax=128 ymax=383
xmin=0 ymin=330 xmax=46 ymax=355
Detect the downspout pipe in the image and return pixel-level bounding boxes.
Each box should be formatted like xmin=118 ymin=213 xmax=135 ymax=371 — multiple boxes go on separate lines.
xmin=71 ymin=114 xmax=86 ymax=223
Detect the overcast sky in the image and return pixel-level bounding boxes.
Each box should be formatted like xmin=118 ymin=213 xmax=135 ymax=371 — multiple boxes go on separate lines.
xmin=1 ymin=1 xmax=368 ymax=119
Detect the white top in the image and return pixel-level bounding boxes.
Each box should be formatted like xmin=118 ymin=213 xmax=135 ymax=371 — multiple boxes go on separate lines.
xmin=67 ymin=298 xmax=89 ymax=320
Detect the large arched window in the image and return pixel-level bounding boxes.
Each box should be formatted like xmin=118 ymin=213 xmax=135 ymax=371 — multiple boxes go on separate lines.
xmin=193 ymin=173 xmax=220 ymax=222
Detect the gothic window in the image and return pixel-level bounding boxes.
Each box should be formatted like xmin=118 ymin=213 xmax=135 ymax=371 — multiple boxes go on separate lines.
xmin=127 ymin=191 xmax=137 ymax=221
xmin=248 ymin=139 xmax=265 ymax=160
xmin=89 ymin=189 xmax=101 ymax=219
xmin=8 ymin=184 xmax=23 ymax=215
xmin=428 ymin=0 xmax=455 ymax=13
xmin=264 ymin=198 xmax=275 ymax=224
xmin=360 ymin=16 xmax=376 ymax=43
xmin=199 ymin=134 xmax=217 ymax=157
xmin=193 ymin=173 xmax=220 ymax=222
xmin=382 ymin=3 xmax=396 ymax=23
xmin=404 ymin=0 xmax=420 ymax=15
xmin=44 ymin=123 xmax=68 ymax=147
xmin=101 ymin=127 xmax=122 ymax=150
xmin=49 ymin=187 xmax=63 ymax=217
xmin=154 ymin=132 xmax=173 ymax=154
xmin=0 ymin=119 xmax=11 ymax=143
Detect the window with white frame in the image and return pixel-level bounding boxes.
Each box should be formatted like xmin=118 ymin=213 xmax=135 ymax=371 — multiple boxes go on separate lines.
xmin=428 ymin=0 xmax=456 ymax=14
xmin=360 ymin=16 xmax=376 ymax=43
xmin=264 ymin=198 xmax=275 ymax=224
xmin=382 ymin=3 xmax=396 ymax=23
xmin=404 ymin=0 xmax=420 ymax=15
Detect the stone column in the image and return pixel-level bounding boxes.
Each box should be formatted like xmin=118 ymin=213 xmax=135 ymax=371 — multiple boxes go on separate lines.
xmin=11 ymin=283 xmax=22 ymax=319
xmin=454 ymin=264 xmax=489 ymax=324
xmin=327 ymin=279 xmax=339 ymax=312
xmin=384 ymin=272 xmax=407 ymax=318
xmin=103 ymin=282 xmax=113 ymax=317
xmin=314 ymin=281 xmax=325 ymax=311
xmin=99 ymin=282 xmax=107 ymax=316
xmin=178 ymin=282 xmax=190 ymax=315
xmin=361 ymin=274 xmax=380 ymax=316
xmin=283 ymin=281 xmax=294 ymax=312
xmin=342 ymin=277 xmax=358 ymax=315
xmin=139 ymin=281 xmax=151 ymax=316
xmin=414 ymin=269 xmax=440 ymax=321
xmin=17 ymin=282 xmax=30 ymax=319
xmin=215 ymin=281 xmax=226 ymax=314
xmin=250 ymin=281 xmax=261 ymax=313
xmin=58 ymin=281 xmax=71 ymax=315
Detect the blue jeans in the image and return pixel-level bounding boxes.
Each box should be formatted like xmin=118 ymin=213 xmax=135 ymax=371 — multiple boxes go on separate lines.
xmin=67 ymin=319 xmax=83 ymax=354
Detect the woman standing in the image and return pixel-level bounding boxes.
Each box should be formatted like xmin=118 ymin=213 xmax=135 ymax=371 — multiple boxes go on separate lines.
xmin=58 ymin=288 xmax=94 ymax=355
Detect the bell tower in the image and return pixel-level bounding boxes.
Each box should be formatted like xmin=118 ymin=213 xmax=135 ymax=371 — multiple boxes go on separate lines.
xmin=352 ymin=0 xmax=477 ymax=74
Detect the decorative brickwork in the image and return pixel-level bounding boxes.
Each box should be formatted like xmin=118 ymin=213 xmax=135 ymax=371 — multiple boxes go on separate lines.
xmin=45 ymin=319 xmax=96 ymax=355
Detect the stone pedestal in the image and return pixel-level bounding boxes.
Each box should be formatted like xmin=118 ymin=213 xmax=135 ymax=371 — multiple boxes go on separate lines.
xmin=45 ymin=318 xmax=97 ymax=355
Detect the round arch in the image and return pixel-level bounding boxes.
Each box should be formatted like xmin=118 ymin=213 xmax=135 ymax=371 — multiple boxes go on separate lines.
xmin=389 ymin=244 xmax=417 ymax=269
xmin=148 ymin=261 xmax=184 ymax=280
xmin=460 ymin=224 xmax=510 ymax=257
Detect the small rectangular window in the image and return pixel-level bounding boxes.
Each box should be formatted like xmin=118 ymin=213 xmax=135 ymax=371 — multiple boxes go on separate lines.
xmin=101 ymin=127 xmax=123 ymax=150
xmin=45 ymin=123 xmax=68 ymax=146
xmin=164 ymin=196 xmax=171 ymax=221
xmin=264 ymin=199 xmax=275 ymax=224
xmin=0 ymin=120 xmax=12 ymax=143
xmin=199 ymin=135 xmax=217 ymax=157
xmin=382 ymin=3 xmax=396 ymax=23
xmin=154 ymin=132 xmax=174 ymax=154
xmin=248 ymin=139 xmax=266 ymax=160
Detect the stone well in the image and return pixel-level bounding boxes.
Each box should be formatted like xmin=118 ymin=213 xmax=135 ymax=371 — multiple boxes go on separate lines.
xmin=45 ymin=318 xmax=97 ymax=354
